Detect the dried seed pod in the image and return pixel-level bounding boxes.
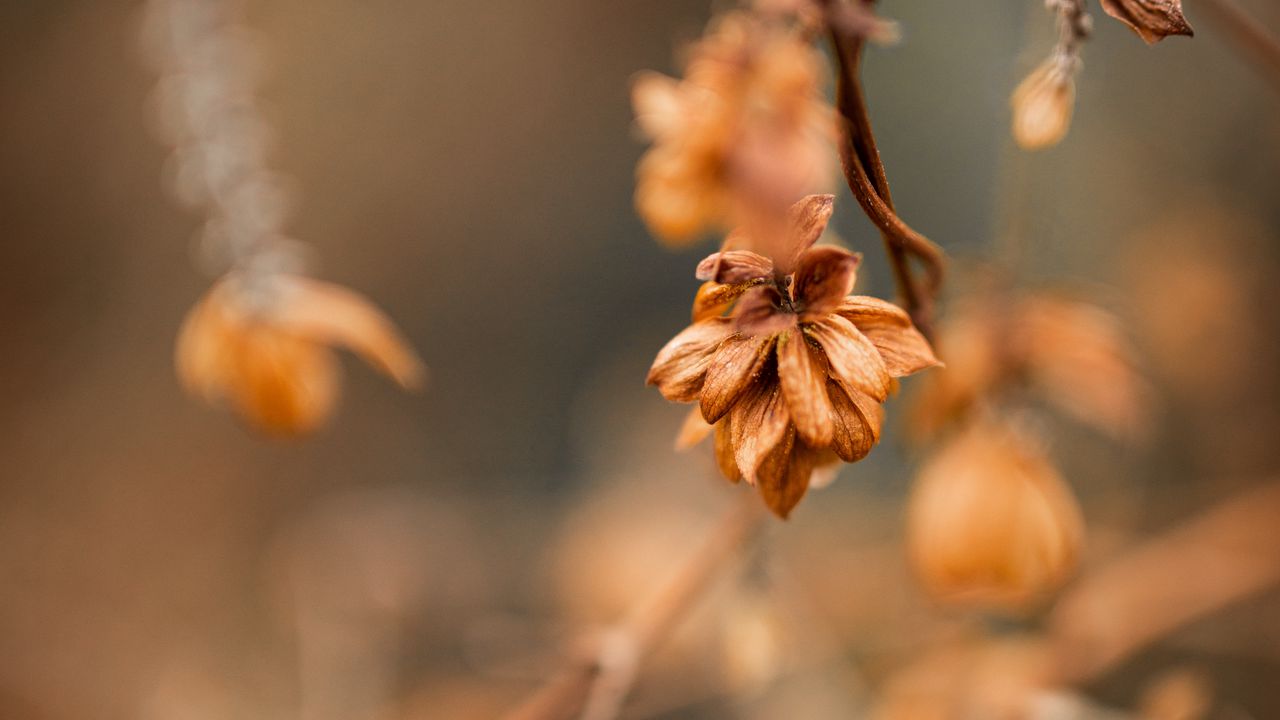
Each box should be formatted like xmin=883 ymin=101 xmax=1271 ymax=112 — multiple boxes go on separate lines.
xmin=906 ymin=420 xmax=1084 ymax=612
xmin=1100 ymin=0 xmax=1194 ymax=44
xmin=1011 ymin=58 xmax=1076 ymax=150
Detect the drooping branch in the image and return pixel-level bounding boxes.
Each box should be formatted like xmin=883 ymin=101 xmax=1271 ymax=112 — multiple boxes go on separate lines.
xmin=820 ymin=0 xmax=945 ymax=342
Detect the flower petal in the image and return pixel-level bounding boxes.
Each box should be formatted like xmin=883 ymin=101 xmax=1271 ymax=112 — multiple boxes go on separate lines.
xmin=675 ymin=405 xmax=714 ymax=450
xmin=805 ymin=315 xmax=890 ymax=401
xmin=828 ymin=378 xmax=882 ymax=462
xmin=730 ymin=381 xmax=791 ymax=484
xmin=733 ymin=285 xmax=797 ymax=337
xmin=787 ymin=194 xmax=835 ymax=256
xmin=777 ymin=327 xmax=835 ymax=447
xmin=714 ymin=416 xmax=742 ymax=483
xmin=757 ymin=432 xmax=816 ymax=519
xmin=272 ymin=276 xmax=425 ymax=390
xmin=647 ymin=318 xmax=734 ymax=402
xmin=691 ymin=280 xmax=761 ymax=322
xmin=701 ymin=332 xmax=775 ymax=423
xmin=632 ymin=71 xmax=686 ymax=139
xmin=695 ymin=250 xmax=775 ymax=284
xmin=837 ymin=296 xmax=940 ymax=377
xmin=231 ymin=328 xmax=339 ymax=437
xmin=793 ymin=246 xmax=860 ymax=316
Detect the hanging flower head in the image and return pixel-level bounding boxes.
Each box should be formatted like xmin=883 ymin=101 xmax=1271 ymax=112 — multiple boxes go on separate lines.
xmin=177 ymin=272 xmax=424 ymax=437
xmin=632 ymin=11 xmax=834 ymax=246
xmin=648 ymin=195 xmax=938 ymax=517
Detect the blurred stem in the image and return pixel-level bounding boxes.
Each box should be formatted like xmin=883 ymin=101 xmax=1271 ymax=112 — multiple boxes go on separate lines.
xmin=1196 ymin=0 xmax=1280 ymax=93
xmin=501 ymin=493 xmax=768 ymax=720
xmin=820 ymin=0 xmax=945 ymax=342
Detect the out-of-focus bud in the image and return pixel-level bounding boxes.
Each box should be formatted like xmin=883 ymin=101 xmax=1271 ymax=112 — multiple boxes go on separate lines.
xmin=1011 ymin=57 xmax=1076 ymax=150
xmin=906 ymin=420 xmax=1084 ymax=613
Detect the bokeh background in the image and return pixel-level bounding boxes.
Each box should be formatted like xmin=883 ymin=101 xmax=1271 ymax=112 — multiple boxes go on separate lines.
xmin=2 ymin=0 xmax=1279 ymax=718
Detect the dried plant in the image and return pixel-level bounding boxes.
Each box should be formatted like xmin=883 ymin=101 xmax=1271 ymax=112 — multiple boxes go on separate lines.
xmin=143 ymin=0 xmax=422 ymax=436
xmin=648 ymin=195 xmax=939 ymax=518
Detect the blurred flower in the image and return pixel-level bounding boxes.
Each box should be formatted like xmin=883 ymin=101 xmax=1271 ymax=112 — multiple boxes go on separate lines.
xmin=1100 ymin=0 xmax=1194 ymax=44
xmin=906 ymin=420 xmax=1084 ymax=613
xmin=1011 ymin=57 xmax=1076 ymax=150
xmin=1138 ymin=668 xmax=1212 ymax=720
xmin=176 ymin=273 xmax=423 ymax=436
xmin=632 ymin=11 xmax=834 ymax=245
xmin=909 ymin=290 xmax=1148 ymax=442
xmin=648 ymin=196 xmax=938 ymax=517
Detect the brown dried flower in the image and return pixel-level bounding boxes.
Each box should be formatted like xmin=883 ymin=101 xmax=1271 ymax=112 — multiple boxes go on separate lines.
xmin=909 ymin=290 xmax=1148 ymax=442
xmin=1100 ymin=0 xmax=1194 ymax=44
xmin=1011 ymin=56 xmax=1076 ymax=151
xmin=906 ymin=419 xmax=1084 ymax=612
xmin=648 ymin=195 xmax=939 ymax=517
xmin=632 ymin=12 xmax=834 ymax=246
xmin=176 ymin=273 xmax=424 ymax=436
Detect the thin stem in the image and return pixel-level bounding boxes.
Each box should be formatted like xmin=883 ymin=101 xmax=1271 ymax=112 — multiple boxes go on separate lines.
xmin=820 ymin=0 xmax=945 ymax=342
xmin=501 ymin=493 xmax=769 ymax=720
xmin=1196 ymin=0 xmax=1280 ymax=93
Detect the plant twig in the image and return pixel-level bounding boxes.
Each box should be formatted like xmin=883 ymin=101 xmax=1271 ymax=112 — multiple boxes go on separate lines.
xmin=820 ymin=0 xmax=945 ymax=342
xmin=1196 ymin=0 xmax=1280 ymax=93
xmin=501 ymin=493 xmax=769 ymax=720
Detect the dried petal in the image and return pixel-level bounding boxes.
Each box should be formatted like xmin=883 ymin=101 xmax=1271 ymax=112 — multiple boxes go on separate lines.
xmin=647 ymin=318 xmax=733 ymax=402
xmin=733 ymin=285 xmax=798 ymax=337
xmin=695 ymin=250 xmax=775 ymax=284
xmin=730 ymin=381 xmax=791 ymax=483
xmin=756 ymin=429 xmax=813 ymax=518
xmin=272 ymin=276 xmax=425 ymax=390
xmin=777 ymin=327 xmax=834 ymax=447
xmin=838 ymin=296 xmax=940 ymax=377
xmin=778 ymin=194 xmax=835 ymax=271
xmin=793 ymin=246 xmax=860 ymax=316
xmin=632 ymin=71 xmax=686 ymax=138
xmin=1100 ymin=0 xmax=1194 ymax=44
xmin=230 ymin=328 xmax=340 ymax=436
xmin=828 ymin=379 xmax=880 ymax=462
xmin=714 ymin=415 xmax=743 ymax=482
xmin=805 ymin=315 xmax=890 ymax=401
xmin=675 ymin=405 xmax=714 ymax=450
xmin=701 ymin=332 xmax=775 ymax=423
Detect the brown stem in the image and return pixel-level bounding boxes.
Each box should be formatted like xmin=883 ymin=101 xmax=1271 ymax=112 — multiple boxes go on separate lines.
xmin=1196 ymin=0 xmax=1280 ymax=93
xmin=821 ymin=1 xmax=945 ymax=342
xmin=501 ymin=494 xmax=769 ymax=720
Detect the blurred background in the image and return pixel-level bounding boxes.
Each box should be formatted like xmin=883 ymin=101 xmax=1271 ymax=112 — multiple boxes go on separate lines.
xmin=2 ymin=0 xmax=1279 ymax=718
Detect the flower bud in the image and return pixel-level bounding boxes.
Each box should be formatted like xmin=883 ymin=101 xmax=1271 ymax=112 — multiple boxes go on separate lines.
xmin=906 ymin=421 xmax=1084 ymax=612
xmin=1011 ymin=59 xmax=1076 ymax=150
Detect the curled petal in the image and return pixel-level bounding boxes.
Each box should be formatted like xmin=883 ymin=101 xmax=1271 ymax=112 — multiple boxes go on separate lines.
xmin=714 ymin=416 xmax=742 ymax=483
xmin=692 ymin=280 xmax=761 ymax=322
xmin=787 ymin=194 xmax=835 ymax=256
xmin=757 ymin=432 xmax=816 ymax=519
xmin=695 ymin=250 xmax=775 ymax=284
xmin=793 ymin=246 xmax=861 ymax=316
xmin=805 ymin=315 xmax=890 ymax=401
xmin=272 ymin=276 xmax=425 ymax=390
xmin=733 ymin=285 xmax=798 ymax=337
xmin=838 ymin=296 xmax=940 ymax=377
xmin=647 ymin=318 xmax=734 ymax=402
xmin=730 ymin=381 xmax=791 ymax=484
xmin=701 ymin=332 xmax=775 ymax=423
xmin=828 ymin=379 xmax=881 ymax=462
xmin=777 ymin=327 xmax=834 ymax=447
xmin=1100 ymin=0 xmax=1194 ymax=44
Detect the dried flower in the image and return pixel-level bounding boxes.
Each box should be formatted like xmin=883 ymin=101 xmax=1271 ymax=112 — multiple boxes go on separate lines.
xmin=648 ymin=196 xmax=938 ymax=517
xmin=1100 ymin=0 xmax=1194 ymax=44
xmin=1011 ymin=57 xmax=1076 ymax=150
xmin=632 ymin=12 xmax=834 ymax=246
xmin=909 ymin=290 xmax=1147 ymax=442
xmin=176 ymin=273 xmax=424 ymax=436
xmin=906 ymin=420 xmax=1084 ymax=612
